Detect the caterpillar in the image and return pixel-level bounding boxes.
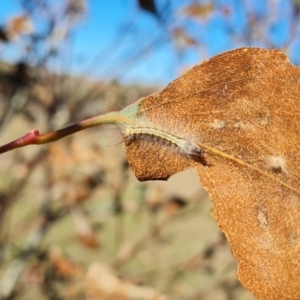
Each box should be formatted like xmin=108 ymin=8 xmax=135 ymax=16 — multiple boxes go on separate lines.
xmin=123 ymin=125 xmax=203 ymax=157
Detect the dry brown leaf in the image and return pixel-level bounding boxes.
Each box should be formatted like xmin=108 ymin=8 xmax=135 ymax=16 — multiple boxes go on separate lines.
xmin=71 ymin=207 xmax=100 ymax=249
xmin=5 ymin=15 xmax=34 ymax=41
xmin=172 ymin=27 xmax=197 ymax=48
xmin=49 ymin=246 xmax=82 ymax=279
xmin=180 ymin=3 xmax=214 ymax=18
xmin=65 ymin=262 xmax=168 ymax=300
xmin=122 ymin=48 xmax=300 ymax=299
xmin=116 ymin=240 xmax=134 ymax=263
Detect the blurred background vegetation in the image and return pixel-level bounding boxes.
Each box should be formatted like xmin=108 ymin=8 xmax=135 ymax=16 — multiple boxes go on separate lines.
xmin=0 ymin=1 xmax=298 ymax=299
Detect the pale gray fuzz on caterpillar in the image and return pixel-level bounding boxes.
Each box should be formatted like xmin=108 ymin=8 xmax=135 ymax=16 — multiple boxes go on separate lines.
xmin=123 ymin=125 xmax=203 ymax=158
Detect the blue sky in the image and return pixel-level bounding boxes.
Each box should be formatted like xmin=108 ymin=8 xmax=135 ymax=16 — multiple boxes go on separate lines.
xmin=0 ymin=0 xmax=295 ymax=85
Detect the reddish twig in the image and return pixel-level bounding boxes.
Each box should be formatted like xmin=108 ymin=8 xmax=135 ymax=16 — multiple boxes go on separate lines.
xmin=0 ymin=112 xmax=127 ymax=155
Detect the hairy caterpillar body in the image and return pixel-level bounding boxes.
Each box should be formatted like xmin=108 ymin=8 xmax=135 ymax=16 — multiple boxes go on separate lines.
xmin=123 ymin=125 xmax=203 ymax=157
